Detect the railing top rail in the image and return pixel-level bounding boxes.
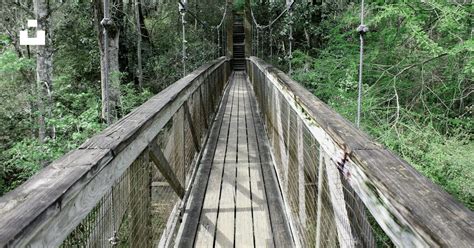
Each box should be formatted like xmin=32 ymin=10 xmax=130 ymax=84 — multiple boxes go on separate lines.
xmin=248 ymin=56 xmax=474 ymax=247
xmin=0 ymin=57 xmax=229 ymax=247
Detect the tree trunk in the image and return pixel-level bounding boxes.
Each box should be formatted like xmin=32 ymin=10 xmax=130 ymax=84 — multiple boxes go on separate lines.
xmin=137 ymin=2 xmax=151 ymax=44
xmin=34 ymin=0 xmax=55 ymax=143
xmin=94 ymin=0 xmax=121 ymax=123
xmin=312 ymin=0 xmax=322 ymax=48
xmin=112 ymin=1 xmax=131 ymax=84
xmin=135 ymin=0 xmax=143 ymax=89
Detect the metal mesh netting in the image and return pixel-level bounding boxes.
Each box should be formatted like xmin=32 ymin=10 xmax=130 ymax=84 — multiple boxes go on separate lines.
xmin=61 ymin=62 xmax=229 ymax=247
xmin=61 ymin=152 xmax=150 ymax=248
xmin=248 ymin=61 xmax=394 ymax=247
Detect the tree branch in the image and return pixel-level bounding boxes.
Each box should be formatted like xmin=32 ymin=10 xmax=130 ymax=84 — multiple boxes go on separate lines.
xmin=394 ymin=53 xmax=448 ymax=78
xmin=12 ymin=2 xmax=34 ymax=18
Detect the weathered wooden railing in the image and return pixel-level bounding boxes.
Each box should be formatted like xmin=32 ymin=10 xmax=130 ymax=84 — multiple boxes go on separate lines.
xmin=247 ymin=56 xmax=474 ymax=247
xmin=0 ymin=57 xmax=231 ymax=247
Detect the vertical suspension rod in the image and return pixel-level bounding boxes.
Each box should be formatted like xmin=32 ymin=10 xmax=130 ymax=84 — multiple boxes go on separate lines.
xmin=288 ymin=6 xmax=293 ymax=75
xmin=217 ymin=28 xmax=221 ymax=57
xmin=356 ymin=0 xmax=368 ymax=127
xmin=101 ymin=0 xmax=111 ymax=125
xmin=270 ymin=26 xmax=273 ymax=58
xmin=256 ymin=28 xmax=259 ymax=57
xmin=181 ymin=9 xmax=187 ymax=77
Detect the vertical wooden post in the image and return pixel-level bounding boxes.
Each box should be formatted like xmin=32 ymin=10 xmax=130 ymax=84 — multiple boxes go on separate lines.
xmin=199 ymin=86 xmax=209 ymax=130
xmin=315 ymin=146 xmax=324 ymax=248
xmin=174 ymin=107 xmax=185 ymax=185
xmin=324 ymin=153 xmax=355 ymax=248
xmin=297 ymin=118 xmax=306 ymax=228
xmin=182 ymin=106 xmax=187 ymax=184
xmin=274 ymin=90 xmax=288 ymax=192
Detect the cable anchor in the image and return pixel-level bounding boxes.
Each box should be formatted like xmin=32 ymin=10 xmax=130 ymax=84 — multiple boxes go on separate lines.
xmin=108 ymin=231 xmax=119 ymax=246
xmin=357 ymin=24 xmax=368 ymax=35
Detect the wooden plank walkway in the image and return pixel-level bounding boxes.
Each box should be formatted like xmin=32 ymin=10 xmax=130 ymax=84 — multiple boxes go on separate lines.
xmin=176 ymin=72 xmax=293 ymax=247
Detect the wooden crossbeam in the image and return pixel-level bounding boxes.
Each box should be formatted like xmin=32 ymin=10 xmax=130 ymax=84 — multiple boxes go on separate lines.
xmin=149 ymin=141 xmax=185 ymax=199
xmin=184 ymin=101 xmax=201 ymax=152
xmin=208 ymin=77 xmax=215 ymax=109
xmin=324 ymin=153 xmax=355 ymax=248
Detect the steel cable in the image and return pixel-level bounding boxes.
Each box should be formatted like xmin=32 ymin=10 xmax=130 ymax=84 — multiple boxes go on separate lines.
xmin=356 ymin=0 xmax=368 ymax=127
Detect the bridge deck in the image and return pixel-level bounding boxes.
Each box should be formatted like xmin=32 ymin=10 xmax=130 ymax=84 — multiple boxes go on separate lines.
xmin=176 ymin=72 xmax=293 ymax=247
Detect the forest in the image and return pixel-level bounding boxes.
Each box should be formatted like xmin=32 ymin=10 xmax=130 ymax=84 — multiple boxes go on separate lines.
xmin=0 ymin=0 xmax=472 ymax=215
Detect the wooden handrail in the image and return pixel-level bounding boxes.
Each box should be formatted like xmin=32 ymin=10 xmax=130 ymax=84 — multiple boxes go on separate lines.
xmin=0 ymin=57 xmax=230 ymax=247
xmin=247 ymin=56 xmax=474 ymax=247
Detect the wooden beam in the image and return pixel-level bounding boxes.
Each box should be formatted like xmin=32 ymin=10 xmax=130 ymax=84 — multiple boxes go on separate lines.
xmin=209 ymin=76 xmax=216 ymax=112
xmin=324 ymin=153 xmax=355 ymax=248
xmin=297 ymin=118 xmax=306 ymax=229
xmin=184 ymin=100 xmax=201 ymax=152
xmin=149 ymin=140 xmax=185 ymax=199
xmin=176 ymin=73 xmax=234 ymax=247
xmin=247 ymin=79 xmax=294 ymax=247
xmin=199 ymin=86 xmax=209 ymax=129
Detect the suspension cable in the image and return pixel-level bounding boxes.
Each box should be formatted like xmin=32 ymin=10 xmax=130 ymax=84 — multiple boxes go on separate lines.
xmin=178 ymin=0 xmax=227 ymax=30
xmin=212 ymin=2 xmax=228 ymax=58
xmin=256 ymin=28 xmax=259 ymax=57
xmin=269 ymin=27 xmax=273 ymax=57
xmin=217 ymin=28 xmax=221 ymax=57
xmin=252 ymin=23 xmax=255 ymax=55
xmin=249 ymin=1 xmax=294 ymax=60
xmin=288 ymin=4 xmax=293 ymax=75
xmin=180 ymin=2 xmax=187 ymax=77
xmin=178 ymin=0 xmax=208 ymax=28
xmin=356 ymin=0 xmax=368 ymax=128
xmin=178 ymin=0 xmax=228 ymax=74
xmin=249 ymin=1 xmax=294 ymax=31
xmin=223 ymin=24 xmax=226 ymax=56
xmin=213 ymin=2 xmax=228 ymax=29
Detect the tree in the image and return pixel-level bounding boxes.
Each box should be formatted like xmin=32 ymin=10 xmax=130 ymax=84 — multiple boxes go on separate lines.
xmin=34 ymin=0 xmax=55 ymax=142
xmin=93 ymin=0 xmax=122 ymax=123
xmin=135 ymin=0 xmax=143 ymax=89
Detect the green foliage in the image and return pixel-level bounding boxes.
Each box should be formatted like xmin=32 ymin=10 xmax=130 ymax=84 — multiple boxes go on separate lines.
xmin=234 ymin=0 xmax=244 ymax=12
xmin=0 ymin=63 xmax=152 ymax=195
xmin=0 ymin=0 xmax=226 ymax=196
xmin=284 ymin=1 xmax=473 ymax=209
xmin=0 ymin=46 xmax=36 ymax=194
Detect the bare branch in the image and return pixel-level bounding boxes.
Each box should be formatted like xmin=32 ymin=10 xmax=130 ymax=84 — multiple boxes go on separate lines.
xmin=12 ymin=2 xmax=34 ymax=17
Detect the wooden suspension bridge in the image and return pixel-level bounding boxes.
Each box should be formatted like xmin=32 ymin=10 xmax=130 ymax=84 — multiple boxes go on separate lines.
xmin=0 ymin=9 xmax=473 ymax=248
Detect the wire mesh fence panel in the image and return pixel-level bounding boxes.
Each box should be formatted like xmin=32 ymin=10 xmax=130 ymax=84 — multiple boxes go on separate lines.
xmin=52 ymin=59 xmax=230 ymax=248
xmin=287 ymin=105 xmax=300 ymax=218
xmin=129 ymin=152 xmax=152 ymax=247
xmin=302 ymin=124 xmax=320 ymax=247
xmin=61 ymin=151 xmax=149 ymax=248
xmin=151 ymin=113 xmax=183 ymax=245
xmin=247 ymin=59 xmax=399 ymax=248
